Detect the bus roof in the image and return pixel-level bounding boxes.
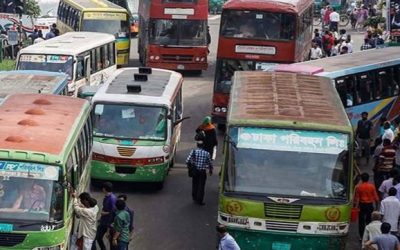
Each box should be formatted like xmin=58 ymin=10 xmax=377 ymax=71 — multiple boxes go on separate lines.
xmin=18 ymin=32 xmax=115 ymax=56
xmin=296 ymin=47 xmax=400 ymax=78
xmin=273 ymin=64 xmax=324 ymax=75
xmin=223 ymin=0 xmax=313 ymax=13
xmin=92 ymin=67 xmax=183 ymax=106
xmin=0 ymin=94 xmax=88 ymax=156
xmin=228 ymin=71 xmax=350 ymax=128
xmin=62 ymin=0 xmax=126 ymax=11
xmin=0 ymin=70 xmax=68 ymax=98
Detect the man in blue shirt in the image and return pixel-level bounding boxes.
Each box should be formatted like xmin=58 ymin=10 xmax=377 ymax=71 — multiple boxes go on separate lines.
xmin=92 ymin=182 xmax=117 ymax=250
xmin=365 ymin=222 xmax=400 ymax=250
xmin=217 ymin=224 xmax=240 ymax=250
xmin=186 ymin=138 xmax=213 ymax=206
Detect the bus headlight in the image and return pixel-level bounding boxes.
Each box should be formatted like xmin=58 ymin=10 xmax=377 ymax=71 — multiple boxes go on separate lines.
xmin=150 ymin=56 xmax=155 ymax=60
xmin=195 ymin=57 xmax=200 ymax=62
xmin=33 ymin=243 xmax=64 ymax=250
xmin=221 ymin=107 xmax=227 ymax=113
xmin=155 ymin=56 xmax=160 ymax=60
xmin=214 ymin=107 xmax=221 ymax=112
xmin=200 ymin=57 xmax=205 ymax=62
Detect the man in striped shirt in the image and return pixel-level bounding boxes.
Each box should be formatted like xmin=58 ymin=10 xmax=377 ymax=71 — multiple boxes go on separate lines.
xmin=186 ymin=140 xmax=213 ymax=206
xmin=374 ymin=139 xmax=396 ymax=191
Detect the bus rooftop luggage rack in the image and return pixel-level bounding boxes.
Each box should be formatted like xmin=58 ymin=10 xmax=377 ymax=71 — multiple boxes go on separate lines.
xmin=139 ymin=67 xmax=152 ymax=74
xmin=134 ymin=73 xmax=148 ymax=82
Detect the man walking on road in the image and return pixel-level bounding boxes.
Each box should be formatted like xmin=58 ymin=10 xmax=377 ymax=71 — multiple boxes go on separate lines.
xmin=375 ymin=139 xmax=396 ymax=191
xmin=329 ymin=8 xmax=340 ymax=32
xmin=365 ymin=223 xmax=400 ymax=250
xmin=112 ymin=200 xmax=131 ymax=250
xmin=356 ymin=112 xmax=373 ymax=162
xmin=186 ymin=139 xmax=213 ymax=205
xmin=380 ymin=187 xmax=400 ymax=236
xmin=354 ymin=173 xmax=380 ymax=239
xmin=362 ymin=211 xmax=382 ymax=250
xmin=217 ymin=224 xmax=241 ymax=250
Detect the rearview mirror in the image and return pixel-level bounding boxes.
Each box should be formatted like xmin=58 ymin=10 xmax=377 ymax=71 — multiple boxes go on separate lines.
xmin=174 ymin=116 xmax=190 ymax=126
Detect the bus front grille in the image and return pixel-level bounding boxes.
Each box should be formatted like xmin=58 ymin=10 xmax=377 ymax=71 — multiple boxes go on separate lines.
xmin=265 ymin=220 xmax=299 ymax=232
xmin=161 ymin=54 xmax=193 ymax=62
xmin=264 ymin=203 xmax=303 ymax=219
xmin=0 ymin=233 xmax=27 ymax=247
xmin=117 ymin=147 xmax=136 ymax=157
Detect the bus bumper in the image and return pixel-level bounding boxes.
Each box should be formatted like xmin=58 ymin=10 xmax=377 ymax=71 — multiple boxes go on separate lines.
xmin=225 ymin=227 xmax=347 ymax=250
xmin=147 ymin=61 xmax=208 ymax=71
xmin=212 ymin=113 xmax=226 ymax=125
xmin=90 ymin=160 xmax=168 ymax=182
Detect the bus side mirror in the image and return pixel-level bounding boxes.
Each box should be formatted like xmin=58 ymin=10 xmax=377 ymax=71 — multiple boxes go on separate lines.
xmin=174 ymin=116 xmax=190 ymax=126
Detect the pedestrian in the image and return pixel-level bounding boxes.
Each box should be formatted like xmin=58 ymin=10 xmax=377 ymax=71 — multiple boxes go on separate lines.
xmin=195 ymin=116 xmax=218 ymax=160
xmin=374 ymin=139 xmax=396 ymax=191
xmin=216 ymin=224 xmax=240 ymax=250
xmin=45 ymin=25 xmax=56 ymax=40
xmin=393 ymin=134 xmax=400 ymax=169
xmin=117 ymin=194 xmax=134 ymax=244
xmin=312 ymin=30 xmax=322 ymax=48
xmin=354 ymin=172 xmax=380 ymax=240
xmin=379 ymin=169 xmax=399 ymax=199
xmin=329 ymin=8 xmax=340 ymax=31
xmin=34 ymin=30 xmax=45 ymax=44
xmin=71 ymin=192 xmax=98 ymax=250
xmin=361 ymin=38 xmax=374 ymax=50
xmin=28 ymin=28 xmax=38 ymax=44
xmin=92 ymin=182 xmax=117 ymax=250
xmin=186 ymin=139 xmax=213 ymax=205
xmin=322 ymin=30 xmax=334 ymax=57
xmin=380 ymin=187 xmax=400 ymax=236
xmin=357 ymin=6 xmax=368 ymax=32
xmin=111 ymin=199 xmax=130 ymax=250
xmin=365 ymin=222 xmax=400 ymax=250
xmin=310 ymin=42 xmax=323 ymax=60
xmin=351 ymin=8 xmax=358 ymax=29
xmin=362 ymin=211 xmax=382 ymax=250
xmin=323 ymin=6 xmax=332 ymax=29
xmin=368 ymin=4 xmax=377 ymax=16
xmin=356 ymin=111 xmax=373 ymax=161
xmin=382 ymin=121 xmax=395 ymax=142
xmin=340 ymin=45 xmax=349 ymax=55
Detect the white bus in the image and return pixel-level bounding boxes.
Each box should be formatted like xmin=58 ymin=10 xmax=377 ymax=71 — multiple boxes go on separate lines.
xmin=16 ymin=32 xmax=117 ymax=96
xmin=90 ymin=67 xmax=187 ymax=189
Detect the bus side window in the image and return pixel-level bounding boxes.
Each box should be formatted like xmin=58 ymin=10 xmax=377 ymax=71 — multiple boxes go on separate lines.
xmin=356 ymin=73 xmax=373 ymax=104
xmin=393 ymin=66 xmax=400 ymax=95
xmin=375 ymin=69 xmax=394 ymax=99
xmin=335 ymin=79 xmax=349 ymax=107
xmin=76 ymin=56 xmax=85 ymax=80
xmin=175 ymin=88 xmax=183 ymax=120
xmin=58 ymin=2 xmax=64 ymax=19
xmin=90 ymin=49 xmax=96 ymax=74
xmin=96 ymin=47 xmax=102 ymax=71
xmin=108 ymin=42 xmax=116 ymax=66
xmin=66 ymin=154 xmax=74 ymax=205
xmin=73 ymin=145 xmax=80 ymax=187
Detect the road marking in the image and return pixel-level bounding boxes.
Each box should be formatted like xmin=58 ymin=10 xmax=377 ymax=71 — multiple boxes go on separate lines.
xmin=208 ymin=15 xmax=220 ymax=20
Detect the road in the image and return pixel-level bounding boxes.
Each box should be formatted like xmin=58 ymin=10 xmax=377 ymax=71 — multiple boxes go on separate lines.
xmin=89 ymin=16 xmax=366 ymax=250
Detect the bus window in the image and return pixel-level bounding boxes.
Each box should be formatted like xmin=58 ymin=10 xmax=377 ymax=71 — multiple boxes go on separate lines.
xmin=215 ymin=60 xmax=257 ymax=94
xmin=375 ymin=69 xmax=394 ymax=99
xmin=393 ymin=66 xmax=400 ymax=95
xmin=108 ymin=43 xmax=115 ymax=66
xmin=76 ymin=56 xmax=85 ymax=80
xmin=356 ymin=73 xmax=373 ymax=103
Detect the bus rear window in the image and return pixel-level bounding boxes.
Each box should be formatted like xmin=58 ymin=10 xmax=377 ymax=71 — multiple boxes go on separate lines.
xmin=221 ymin=10 xmax=295 ymax=40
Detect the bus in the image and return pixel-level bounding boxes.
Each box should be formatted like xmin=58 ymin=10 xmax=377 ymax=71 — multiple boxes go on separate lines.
xmin=219 ymin=71 xmax=353 ymax=249
xmin=292 ymin=46 xmax=400 ymax=138
xmin=138 ymin=0 xmax=209 ymax=71
xmin=212 ymin=0 xmax=314 ymax=127
xmin=108 ymin=0 xmax=140 ymax=37
xmin=56 ymin=0 xmax=130 ymax=66
xmin=16 ymin=32 xmax=116 ymax=96
xmin=0 ymin=70 xmax=69 ymax=103
xmin=90 ymin=67 xmax=186 ymax=188
xmin=0 ymin=93 xmax=92 ymax=249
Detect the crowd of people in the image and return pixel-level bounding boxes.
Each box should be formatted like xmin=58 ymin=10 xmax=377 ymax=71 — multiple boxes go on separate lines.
xmin=355 ymin=112 xmax=400 ymax=249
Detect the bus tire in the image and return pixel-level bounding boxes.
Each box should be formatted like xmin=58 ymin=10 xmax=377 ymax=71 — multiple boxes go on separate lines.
xmin=155 ymin=181 xmax=164 ymax=190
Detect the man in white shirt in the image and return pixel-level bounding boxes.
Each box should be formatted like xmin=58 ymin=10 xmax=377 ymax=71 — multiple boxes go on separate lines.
xmin=310 ymin=42 xmax=322 ymax=60
xmin=217 ymin=224 xmax=241 ymax=250
xmin=362 ymin=211 xmax=382 ymax=250
xmin=380 ymin=187 xmax=400 ymax=235
xmin=329 ymin=9 xmax=340 ymax=32
xmin=379 ymin=169 xmax=398 ymax=199
xmin=382 ymin=121 xmax=395 ymax=142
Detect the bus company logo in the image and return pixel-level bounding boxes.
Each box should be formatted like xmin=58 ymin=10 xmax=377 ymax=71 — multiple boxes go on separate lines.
xmin=325 ymin=207 xmax=341 ymax=222
xmin=268 ymin=197 xmax=299 ymax=204
xmin=226 ymin=201 xmax=242 ymax=214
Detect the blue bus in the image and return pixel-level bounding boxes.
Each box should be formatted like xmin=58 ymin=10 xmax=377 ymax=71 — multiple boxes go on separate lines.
xmin=0 ymin=70 xmax=69 ymax=103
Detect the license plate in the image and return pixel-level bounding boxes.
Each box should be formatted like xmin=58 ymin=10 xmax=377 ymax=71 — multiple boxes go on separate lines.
xmin=272 ymin=242 xmax=291 ymax=250
xmin=177 ymin=65 xmax=185 ymax=70
xmin=0 ymin=223 xmax=13 ymax=232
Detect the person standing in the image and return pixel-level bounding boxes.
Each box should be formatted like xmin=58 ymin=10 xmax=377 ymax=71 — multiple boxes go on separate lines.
xmin=322 ymin=30 xmax=334 ymax=57
xmin=92 ymin=182 xmax=117 ymax=250
xmin=361 ymin=38 xmax=374 ymax=50
xmin=216 ymin=224 xmax=240 ymax=250
xmin=365 ymin=223 xmax=400 ymax=250
xmin=323 ymin=6 xmax=332 ymax=29
xmin=362 ymin=212 xmax=382 ymax=250
xmin=329 ymin=8 xmax=340 ymax=32
xmin=28 ymin=29 xmax=38 ymax=44
xmin=117 ymin=194 xmax=134 ymax=246
xmin=379 ymin=169 xmax=398 ymax=199
xmin=380 ymin=187 xmax=400 ymax=237
xmin=186 ymin=140 xmax=213 ymax=205
xmin=34 ymin=30 xmax=45 ymax=44
xmin=375 ymin=139 xmax=396 ymax=191
xmin=71 ymin=192 xmax=98 ymax=250
xmin=195 ymin=116 xmax=218 ymax=160
xmin=354 ymin=173 xmax=380 ymax=240
xmin=382 ymin=121 xmax=395 ymax=142
xmin=310 ymin=42 xmax=323 ymax=60
xmin=112 ymin=200 xmax=131 ymax=250
xmin=356 ymin=112 xmax=373 ymax=162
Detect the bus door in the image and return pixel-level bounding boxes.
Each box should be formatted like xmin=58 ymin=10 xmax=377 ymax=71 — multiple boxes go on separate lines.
xmin=169 ymin=88 xmax=183 ymax=162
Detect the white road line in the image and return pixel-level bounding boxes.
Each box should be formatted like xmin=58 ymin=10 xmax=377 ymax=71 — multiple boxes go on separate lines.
xmin=208 ymin=15 xmax=221 ymax=20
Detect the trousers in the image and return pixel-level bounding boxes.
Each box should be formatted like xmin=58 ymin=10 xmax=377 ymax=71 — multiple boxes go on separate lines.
xmin=358 ymin=202 xmax=374 ymax=238
xmin=192 ymin=170 xmax=207 ymax=203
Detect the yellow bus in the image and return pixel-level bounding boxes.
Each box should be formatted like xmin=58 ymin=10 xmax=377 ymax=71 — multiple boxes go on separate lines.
xmin=57 ymin=0 xmax=130 ymax=66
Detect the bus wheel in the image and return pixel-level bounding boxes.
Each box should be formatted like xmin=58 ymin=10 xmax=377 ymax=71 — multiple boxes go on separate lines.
xmin=217 ymin=123 xmax=226 ymax=131
xmin=154 ymin=181 xmax=164 ymax=190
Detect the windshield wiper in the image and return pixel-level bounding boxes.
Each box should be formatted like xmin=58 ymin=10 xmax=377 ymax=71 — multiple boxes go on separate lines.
xmin=19 ymin=219 xmax=63 ymax=228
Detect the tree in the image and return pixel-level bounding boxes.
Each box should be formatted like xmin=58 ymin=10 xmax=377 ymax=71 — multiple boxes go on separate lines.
xmin=25 ymin=0 xmax=41 ymax=18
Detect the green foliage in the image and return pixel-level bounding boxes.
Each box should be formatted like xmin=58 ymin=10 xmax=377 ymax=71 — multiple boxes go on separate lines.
xmin=364 ymin=16 xmax=386 ymax=28
xmin=0 ymin=59 xmax=16 ymax=71
xmin=25 ymin=0 xmax=41 ymax=18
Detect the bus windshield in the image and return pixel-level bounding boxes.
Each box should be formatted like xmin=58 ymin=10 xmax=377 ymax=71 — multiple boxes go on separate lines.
xmin=215 ymin=59 xmax=276 ymax=93
xmin=221 ymin=10 xmax=295 ymax=40
xmin=150 ymin=19 xmax=207 ymax=46
xmin=93 ymin=103 xmax=167 ymax=140
xmin=0 ymin=162 xmax=64 ymax=227
xmin=82 ymin=12 xmax=129 ymax=38
xmin=18 ymin=54 xmax=73 ymax=80
xmin=224 ymin=127 xmax=350 ymax=201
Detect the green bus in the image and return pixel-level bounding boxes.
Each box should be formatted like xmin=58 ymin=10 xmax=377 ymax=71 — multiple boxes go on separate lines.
xmin=0 ymin=93 xmax=92 ymax=249
xmin=218 ymin=71 xmax=354 ymax=249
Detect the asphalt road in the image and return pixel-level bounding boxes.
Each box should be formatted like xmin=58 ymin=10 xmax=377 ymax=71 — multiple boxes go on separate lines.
xmin=89 ymin=16 xmax=367 ymax=250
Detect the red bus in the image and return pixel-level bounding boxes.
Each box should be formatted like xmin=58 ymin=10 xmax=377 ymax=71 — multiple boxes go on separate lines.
xmin=138 ymin=0 xmax=209 ymax=71
xmin=212 ymin=0 xmax=314 ymax=127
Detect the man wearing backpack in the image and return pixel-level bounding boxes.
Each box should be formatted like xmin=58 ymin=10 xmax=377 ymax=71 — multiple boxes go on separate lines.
xmin=186 ymin=138 xmax=213 ymax=206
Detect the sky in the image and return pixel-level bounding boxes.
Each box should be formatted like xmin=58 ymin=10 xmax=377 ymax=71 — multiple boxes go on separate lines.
xmin=37 ymin=0 xmax=59 ymax=16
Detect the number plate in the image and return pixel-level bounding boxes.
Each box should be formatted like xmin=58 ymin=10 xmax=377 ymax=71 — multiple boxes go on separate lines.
xmin=0 ymin=223 xmax=13 ymax=232
xmin=272 ymin=242 xmax=291 ymax=250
